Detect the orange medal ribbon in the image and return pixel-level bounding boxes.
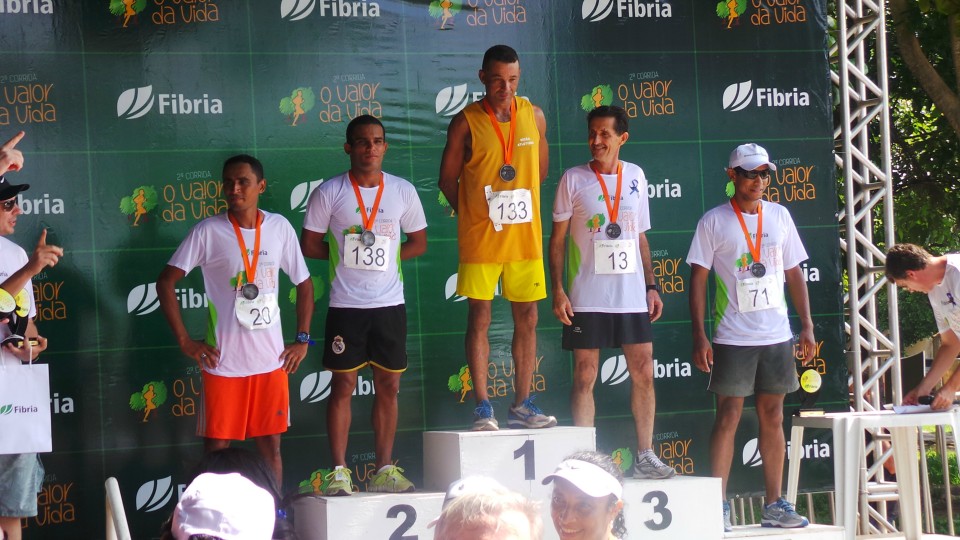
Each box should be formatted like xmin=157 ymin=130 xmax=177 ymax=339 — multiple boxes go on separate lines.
xmin=590 ymin=161 xmax=623 ymax=228
xmin=481 ymin=97 xmax=517 ymax=168
xmin=349 ymin=171 xmax=385 ymax=232
xmin=228 ymin=211 xmax=263 ymax=288
xmin=730 ymin=198 xmax=763 ymax=266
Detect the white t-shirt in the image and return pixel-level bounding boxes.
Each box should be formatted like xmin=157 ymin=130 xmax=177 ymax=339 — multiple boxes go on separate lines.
xmin=929 ymin=254 xmax=960 ymax=338
xmin=0 ymin=236 xmax=36 ymax=367
xmin=686 ymin=200 xmax=808 ymax=346
xmin=553 ymin=161 xmax=651 ymax=313
xmin=167 ymin=211 xmax=311 ymax=377
xmin=302 ymin=172 xmax=427 ymax=309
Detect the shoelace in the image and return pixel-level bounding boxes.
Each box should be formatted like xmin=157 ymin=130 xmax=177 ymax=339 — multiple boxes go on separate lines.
xmin=773 ymin=499 xmax=796 ymax=512
xmin=474 ymin=402 xmax=493 ymax=417
xmin=522 ymin=396 xmax=544 ymax=414
xmin=325 ymin=468 xmax=351 ymax=483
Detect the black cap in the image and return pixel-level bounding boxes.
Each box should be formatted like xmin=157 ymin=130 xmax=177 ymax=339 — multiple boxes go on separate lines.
xmin=0 ymin=175 xmax=29 ymax=202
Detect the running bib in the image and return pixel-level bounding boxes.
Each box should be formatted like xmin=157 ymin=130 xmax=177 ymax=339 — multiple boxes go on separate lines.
xmin=343 ymin=234 xmax=391 ymax=272
xmin=234 ymin=292 xmax=279 ymax=330
xmin=485 ymin=185 xmax=532 ymax=231
xmin=735 ymin=275 xmax=783 ymax=313
xmin=594 ymin=239 xmax=637 ymax=275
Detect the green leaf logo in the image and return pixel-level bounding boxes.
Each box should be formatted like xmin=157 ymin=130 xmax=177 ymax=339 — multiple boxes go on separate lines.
xmin=0 ymin=404 xmax=12 ymax=415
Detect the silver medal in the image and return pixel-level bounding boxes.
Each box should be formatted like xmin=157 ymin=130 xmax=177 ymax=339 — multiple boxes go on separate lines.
xmin=360 ymin=229 xmax=376 ymax=247
xmin=241 ymin=283 xmax=259 ymax=300
xmin=499 ymin=164 xmax=516 ymax=182
xmin=750 ymin=262 xmax=766 ymax=278
xmin=605 ymin=222 xmax=621 ymax=239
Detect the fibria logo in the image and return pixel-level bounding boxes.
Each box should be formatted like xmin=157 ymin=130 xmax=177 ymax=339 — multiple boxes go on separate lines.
xmin=280 ymin=0 xmax=381 ymax=20
xmin=127 ymin=283 xmax=208 ymax=316
xmin=722 ymin=80 xmax=810 ymax=111
xmin=436 ymin=84 xmax=483 ymax=117
xmin=290 ymin=180 xmax=324 ymax=212
xmin=581 ymin=0 xmax=672 ymax=21
xmin=116 ymin=85 xmax=224 ymax=120
xmin=0 ymin=0 xmax=52 ymax=14
xmin=135 ymin=476 xmax=178 ymax=512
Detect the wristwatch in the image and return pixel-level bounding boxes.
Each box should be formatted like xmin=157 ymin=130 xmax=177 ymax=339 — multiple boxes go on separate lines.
xmin=295 ymin=332 xmax=311 ymax=345
xmin=646 ymin=283 xmax=661 ymax=293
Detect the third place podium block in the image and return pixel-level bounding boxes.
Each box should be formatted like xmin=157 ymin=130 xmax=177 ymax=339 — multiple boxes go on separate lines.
xmin=623 ymin=475 xmax=723 ymax=540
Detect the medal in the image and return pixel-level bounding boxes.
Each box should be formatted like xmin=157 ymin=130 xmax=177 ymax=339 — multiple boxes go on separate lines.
xmin=360 ymin=229 xmax=376 ymax=247
xmin=605 ymin=222 xmax=621 ymax=239
xmin=349 ymin=171 xmax=385 ymax=253
xmin=482 ymin=98 xmax=518 ymax=183
xmin=730 ymin=198 xmax=765 ymax=278
xmin=590 ymin=161 xmax=624 ymax=240
xmin=241 ymin=283 xmax=259 ymax=300
xmin=228 ymin=210 xmax=264 ymax=303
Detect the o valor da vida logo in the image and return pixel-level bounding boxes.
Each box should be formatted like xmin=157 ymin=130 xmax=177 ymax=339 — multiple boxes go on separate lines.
xmin=116 ymin=85 xmax=223 ymax=120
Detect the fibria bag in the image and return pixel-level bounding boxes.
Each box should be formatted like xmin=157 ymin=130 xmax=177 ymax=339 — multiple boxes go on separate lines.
xmin=0 ymin=346 xmax=52 ymax=454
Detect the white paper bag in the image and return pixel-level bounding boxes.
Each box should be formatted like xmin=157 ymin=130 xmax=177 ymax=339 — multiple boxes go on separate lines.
xmin=0 ymin=362 xmax=52 ymax=454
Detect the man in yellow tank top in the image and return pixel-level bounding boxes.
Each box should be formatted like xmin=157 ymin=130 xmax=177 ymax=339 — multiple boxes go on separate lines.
xmin=439 ymin=44 xmax=554 ymax=431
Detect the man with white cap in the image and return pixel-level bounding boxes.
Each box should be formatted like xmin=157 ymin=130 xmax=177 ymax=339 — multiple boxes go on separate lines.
xmin=687 ymin=143 xmax=815 ymax=531
xmin=168 ymin=472 xmax=276 ymax=540
xmin=542 ymin=451 xmax=626 ymax=539
xmin=0 ymin=131 xmax=63 ymax=540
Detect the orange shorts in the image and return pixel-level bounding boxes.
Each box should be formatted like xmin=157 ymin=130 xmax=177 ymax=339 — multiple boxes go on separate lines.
xmin=198 ymin=369 xmax=289 ymax=440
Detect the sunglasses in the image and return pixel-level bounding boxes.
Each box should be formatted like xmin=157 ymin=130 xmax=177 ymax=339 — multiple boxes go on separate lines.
xmin=1 ymin=199 xmax=17 ymax=212
xmin=735 ymin=167 xmax=772 ymax=180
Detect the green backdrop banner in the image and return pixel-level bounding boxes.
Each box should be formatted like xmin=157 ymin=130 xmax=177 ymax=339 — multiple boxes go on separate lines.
xmin=1 ymin=1 xmax=839 ymax=537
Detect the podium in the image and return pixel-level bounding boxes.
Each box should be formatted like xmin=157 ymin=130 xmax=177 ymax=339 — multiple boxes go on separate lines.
xmin=622 ymin=476 xmax=723 ymax=539
xmin=291 ymin=491 xmax=444 ymax=540
xmin=423 ymin=426 xmax=597 ymax=495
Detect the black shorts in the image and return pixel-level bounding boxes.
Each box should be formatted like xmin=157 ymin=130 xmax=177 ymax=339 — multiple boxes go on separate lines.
xmin=561 ymin=311 xmax=653 ymax=350
xmin=323 ymin=305 xmax=408 ymax=372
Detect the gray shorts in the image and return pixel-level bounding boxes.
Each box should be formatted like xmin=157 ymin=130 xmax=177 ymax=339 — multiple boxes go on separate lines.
xmin=0 ymin=453 xmax=44 ymax=517
xmin=708 ymin=341 xmax=799 ymax=397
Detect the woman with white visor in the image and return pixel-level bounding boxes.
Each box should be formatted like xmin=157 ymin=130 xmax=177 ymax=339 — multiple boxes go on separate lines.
xmin=542 ymin=451 xmax=626 ymax=540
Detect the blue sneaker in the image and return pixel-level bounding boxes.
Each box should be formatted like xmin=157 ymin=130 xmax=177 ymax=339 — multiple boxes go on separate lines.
xmin=761 ymin=497 xmax=809 ymax=528
xmin=508 ymin=395 xmax=557 ymax=429
xmin=472 ymin=400 xmax=498 ymax=431
xmin=722 ymin=501 xmax=732 ymax=532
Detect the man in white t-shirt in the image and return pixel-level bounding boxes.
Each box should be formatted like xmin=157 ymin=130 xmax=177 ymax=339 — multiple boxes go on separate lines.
xmin=158 ymin=154 xmax=314 ymax=486
xmin=0 ymin=131 xmax=63 ymax=540
xmin=687 ymin=143 xmax=815 ymax=531
xmin=301 ymin=115 xmax=427 ymax=495
xmin=885 ymin=243 xmax=960 ymax=409
xmin=548 ymin=105 xmax=674 ymax=480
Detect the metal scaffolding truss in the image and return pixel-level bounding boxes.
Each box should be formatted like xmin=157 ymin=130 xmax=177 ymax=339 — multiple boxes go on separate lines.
xmin=836 ymin=0 xmax=898 ymax=415
xmin=835 ymin=0 xmax=902 ymax=535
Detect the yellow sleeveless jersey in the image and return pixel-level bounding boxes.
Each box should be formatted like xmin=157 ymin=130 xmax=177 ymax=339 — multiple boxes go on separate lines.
xmin=458 ymin=96 xmax=542 ymax=263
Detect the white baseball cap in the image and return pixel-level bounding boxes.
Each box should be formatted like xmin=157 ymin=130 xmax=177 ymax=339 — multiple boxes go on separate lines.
xmin=427 ymin=476 xmax=510 ymax=528
xmin=173 ymin=472 xmax=275 ymax=540
xmin=541 ymin=459 xmax=623 ymax=500
xmin=728 ymin=143 xmax=777 ymax=171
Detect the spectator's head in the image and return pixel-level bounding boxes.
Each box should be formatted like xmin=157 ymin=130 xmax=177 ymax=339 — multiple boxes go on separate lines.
xmin=542 ymin=451 xmax=626 ymax=540
xmin=885 ymin=243 xmax=935 ymax=291
xmin=433 ymin=487 xmax=542 ymax=540
xmin=0 ymin=176 xmax=28 ymax=236
xmin=172 ymin=472 xmax=275 ymax=540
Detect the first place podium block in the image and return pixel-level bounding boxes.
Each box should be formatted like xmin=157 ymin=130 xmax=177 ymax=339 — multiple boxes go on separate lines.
xmin=423 ymin=426 xmax=597 ymax=496
xmin=291 ymin=491 xmax=445 ymax=540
